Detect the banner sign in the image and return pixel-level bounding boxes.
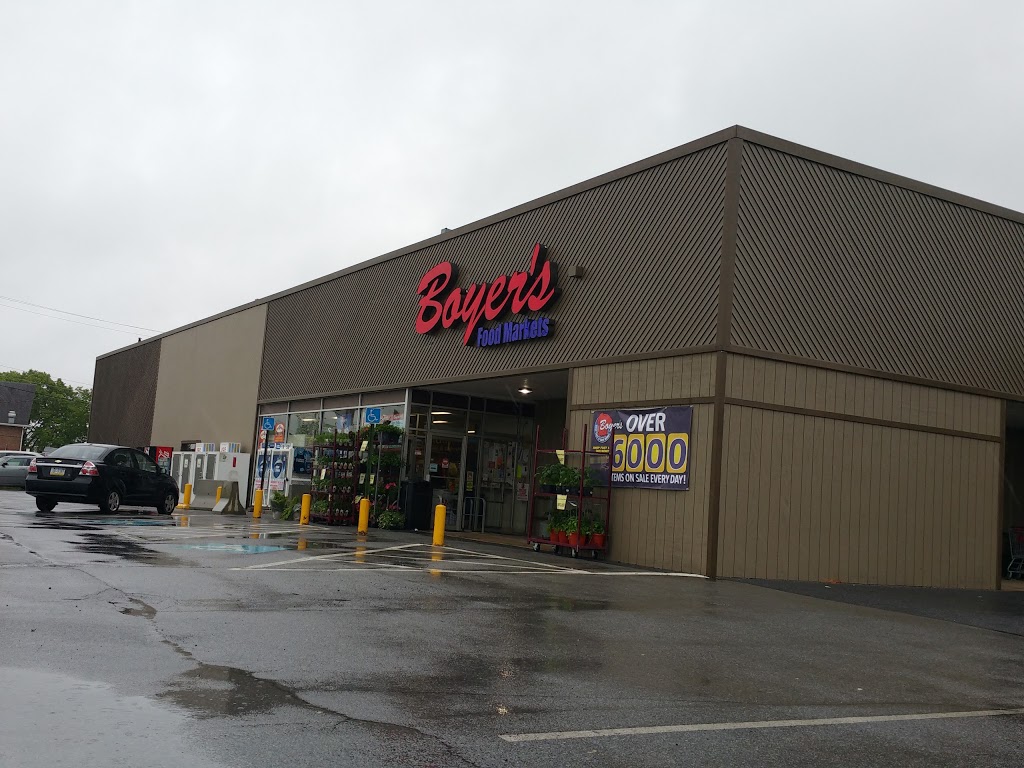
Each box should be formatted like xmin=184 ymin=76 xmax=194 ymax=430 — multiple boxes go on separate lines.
xmin=591 ymin=407 xmax=692 ymax=490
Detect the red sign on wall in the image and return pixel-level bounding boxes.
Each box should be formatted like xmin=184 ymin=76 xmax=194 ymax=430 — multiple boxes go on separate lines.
xmin=415 ymin=243 xmax=558 ymax=345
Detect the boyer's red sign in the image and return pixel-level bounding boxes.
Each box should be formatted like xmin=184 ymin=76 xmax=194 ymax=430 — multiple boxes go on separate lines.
xmin=415 ymin=243 xmax=558 ymax=345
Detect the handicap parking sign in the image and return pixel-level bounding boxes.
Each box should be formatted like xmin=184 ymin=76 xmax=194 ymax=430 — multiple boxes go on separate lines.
xmin=262 ymin=416 xmax=275 ymax=431
xmin=365 ymin=407 xmax=382 ymax=425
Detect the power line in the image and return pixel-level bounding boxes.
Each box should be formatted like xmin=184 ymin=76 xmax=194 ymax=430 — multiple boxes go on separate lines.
xmin=0 ymin=361 xmax=92 ymax=387
xmin=0 ymin=294 xmax=156 ymax=332
xmin=0 ymin=300 xmax=142 ymax=335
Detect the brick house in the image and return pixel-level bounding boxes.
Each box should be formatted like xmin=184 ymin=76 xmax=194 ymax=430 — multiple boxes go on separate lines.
xmin=0 ymin=382 xmax=36 ymax=451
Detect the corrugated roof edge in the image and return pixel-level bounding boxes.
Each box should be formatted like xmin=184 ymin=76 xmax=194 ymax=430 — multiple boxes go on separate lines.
xmin=97 ymin=123 xmax=1024 ymax=361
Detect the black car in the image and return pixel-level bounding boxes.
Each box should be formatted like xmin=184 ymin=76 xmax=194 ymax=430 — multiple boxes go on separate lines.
xmin=26 ymin=443 xmax=179 ymax=515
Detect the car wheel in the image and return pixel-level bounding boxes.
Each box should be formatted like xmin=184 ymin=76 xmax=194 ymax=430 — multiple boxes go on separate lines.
xmin=35 ymin=497 xmax=57 ymax=513
xmin=100 ymin=487 xmax=122 ymax=514
xmin=157 ymin=490 xmax=177 ymax=515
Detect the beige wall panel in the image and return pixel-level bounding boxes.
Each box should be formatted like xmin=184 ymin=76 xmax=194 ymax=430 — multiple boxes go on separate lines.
xmin=572 ymin=353 xmax=716 ymax=407
xmin=726 ymin=355 xmax=1002 ymax=437
xmin=719 ymin=404 xmax=1000 ymax=589
xmin=567 ymin=400 xmax=713 ymax=574
xmin=151 ymin=305 xmax=267 ymax=452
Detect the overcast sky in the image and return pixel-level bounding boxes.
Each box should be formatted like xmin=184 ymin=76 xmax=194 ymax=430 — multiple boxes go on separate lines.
xmin=1 ymin=0 xmax=1022 ymax=387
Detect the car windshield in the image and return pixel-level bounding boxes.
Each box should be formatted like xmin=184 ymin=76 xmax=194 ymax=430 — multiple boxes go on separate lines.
xmin=47 ymin=445 xmax=111 ymax=461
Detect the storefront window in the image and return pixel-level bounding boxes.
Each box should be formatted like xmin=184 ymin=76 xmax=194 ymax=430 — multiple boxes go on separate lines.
xmin=288 ymin=412 xmax=320 ymax=484
xmin=379 ymin=403 xmax=406 ymax=429
xmin=408 ymin=403 xmax=429 ymax=433
xmin=431 ymin=408 xmax=467 ymax=432
xmin=322 ymin=409 xmax=357 ymax=436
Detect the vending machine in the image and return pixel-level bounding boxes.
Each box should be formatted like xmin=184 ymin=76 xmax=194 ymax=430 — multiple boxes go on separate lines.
xmin=253 ymin=445 xmax=294 ymax=507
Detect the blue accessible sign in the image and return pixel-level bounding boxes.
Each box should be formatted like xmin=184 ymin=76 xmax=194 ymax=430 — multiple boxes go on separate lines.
xmin=261 ymin=416 xmax=275 ymax=431
xmin=364 ymin=407 xmax=382 ymax=425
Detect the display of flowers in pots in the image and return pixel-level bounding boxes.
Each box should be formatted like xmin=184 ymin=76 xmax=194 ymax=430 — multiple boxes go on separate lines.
xmin=564 ymin=516 xmax=581 ymax=548
xmin=536 ymin=464 xmax=559 ymax=493
xmin=588 ymin=517 xmax=606 ymax=549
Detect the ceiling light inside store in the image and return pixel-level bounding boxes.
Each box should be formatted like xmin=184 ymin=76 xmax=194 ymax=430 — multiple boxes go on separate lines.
xmin=518 ymin=385 xmax=532 ymax=395
xmin=433 ymin=419 xmax=448 ymax=424
xmin=431 ymin=411 xmax=451 ymax=416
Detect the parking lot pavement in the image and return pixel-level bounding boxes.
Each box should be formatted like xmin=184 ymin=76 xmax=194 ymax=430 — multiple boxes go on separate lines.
xmin=746 ymin=579 xmax=1024 ymax=637
xmin=2 ymin=489 xmax=1024 ymax=767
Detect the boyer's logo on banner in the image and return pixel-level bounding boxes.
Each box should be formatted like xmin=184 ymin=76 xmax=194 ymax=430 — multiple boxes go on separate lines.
xmin=591 ymin=407 xmax=692 ymax=490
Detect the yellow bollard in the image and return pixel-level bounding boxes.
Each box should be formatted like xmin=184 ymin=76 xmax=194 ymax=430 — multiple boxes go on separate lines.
xmin=177 ymin=483 xmax=192 ymax=510
xmin=433 ymin=504 xmax=446 ymax=546
xmin=253 ymin=488 xmax=263 ymax=519
xmin=358 ymin=497 xmax=370 ymax=534
xmin=215 ymin=486 xmax=223 ymax=505
xmin=300 ymin=494 xmax=311 ymax=525
xmin=297 ymin=537 xmax=307 ymax=551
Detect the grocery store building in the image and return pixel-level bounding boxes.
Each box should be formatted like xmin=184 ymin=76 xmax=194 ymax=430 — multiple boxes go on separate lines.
xmin=90 ymin=126 xmax=1024 ymax=589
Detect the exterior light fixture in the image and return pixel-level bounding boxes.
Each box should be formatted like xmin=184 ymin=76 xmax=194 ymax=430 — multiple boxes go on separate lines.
xmin=6 ymin=410 xmax=14 ymax=424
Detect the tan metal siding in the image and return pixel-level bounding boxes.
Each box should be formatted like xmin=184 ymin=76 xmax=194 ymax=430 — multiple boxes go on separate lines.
xmin=725 ymin=356 xmax=1002 ymax=436
xmin=89 ymin=341 xmax=161 ymax=447
xmin=151 ymin=305 xmax=267 ymax=452
xmin=567 ymin=404 xmax=713 ymax=574
xmin=259 ymin=144 xmax=727 ymax=401
xmin=732 ymin=142 xmax=1024 ymax=396
xmin=567 ymin=353 xmax=715 ymax=573
xmin=718 ymin=404 xmax=1000 ymax=589
xmin=571 ymin=353 xmax=716 ymax=406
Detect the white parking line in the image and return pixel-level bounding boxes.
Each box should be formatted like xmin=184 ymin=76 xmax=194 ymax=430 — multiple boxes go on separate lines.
xmin=239 ymin=543 xmax=422 ymax=570
xmin=499 ymin=707 xmax=1024 ymax=742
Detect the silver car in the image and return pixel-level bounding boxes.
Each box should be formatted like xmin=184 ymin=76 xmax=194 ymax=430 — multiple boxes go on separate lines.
xmin=0 ymin=453 xmax=41 ymax=489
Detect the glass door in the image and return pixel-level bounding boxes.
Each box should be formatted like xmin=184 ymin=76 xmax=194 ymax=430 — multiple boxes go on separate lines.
xmin=426 ymin=433 xmax=466 ymax=530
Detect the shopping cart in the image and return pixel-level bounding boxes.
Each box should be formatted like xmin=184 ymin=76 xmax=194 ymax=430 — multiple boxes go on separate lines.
xmin=1008 ymin=528 xmax=1024 ymax=579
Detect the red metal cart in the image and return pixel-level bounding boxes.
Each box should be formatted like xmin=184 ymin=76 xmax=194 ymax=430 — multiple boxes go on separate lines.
xmin=526 ymin=424 xmax=612 ymax=559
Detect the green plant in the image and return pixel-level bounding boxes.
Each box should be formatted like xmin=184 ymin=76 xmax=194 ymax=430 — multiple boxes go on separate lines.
xmin=536 ymin=464 xmax=559 ymax=486
xmin=590 ymin=517 xmax=605 ymax=535
xmin=270 ymin=491 xmax=288 ymax=514
xmin=547 ymin=509 xmax=564 ymax=533
xmin=580 ymin=518 xmax=595 ymax=536
xmin=280 ymin=498 xmax=300 ymax=521
xmin=562 ymin=516 xmax=579 ymax=534
xmin=376 ymin=509 xmax=405 ymax=530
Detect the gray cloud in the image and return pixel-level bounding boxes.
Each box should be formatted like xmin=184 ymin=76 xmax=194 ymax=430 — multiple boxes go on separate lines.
xmin=1 ymin=0 xmax=1022 ymax=385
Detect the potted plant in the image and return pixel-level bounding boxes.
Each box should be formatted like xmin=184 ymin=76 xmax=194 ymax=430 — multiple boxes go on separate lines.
xmin=557 ymin=466 xmax=581 ymax=495
xmin=589 ymin=517 xmax=606 ymax=549
xmin=564 ymin=515 xmax=581 ymax=548
xmin=536 ymin=464 xmax=558 ymax=494
xmin=547 ymin=510 xmax=563 ymax=543
xmin=580 ymin=517 xmax=595 ymax=546
xmin=270 ymin=491 xmax=288 ymax=517
xmin=376 ymin=422 xmax=403 ymax=445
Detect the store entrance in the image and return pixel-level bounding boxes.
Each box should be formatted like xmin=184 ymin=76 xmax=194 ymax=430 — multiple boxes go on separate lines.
xmin=426 ymin=432 xmax=469 ymax=530
xmin=407 ymin=371 xmax=568 ymax=538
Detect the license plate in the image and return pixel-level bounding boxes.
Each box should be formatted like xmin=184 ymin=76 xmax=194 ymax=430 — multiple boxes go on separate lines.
xmin=50 ymin=468 xmax=66 ymax=477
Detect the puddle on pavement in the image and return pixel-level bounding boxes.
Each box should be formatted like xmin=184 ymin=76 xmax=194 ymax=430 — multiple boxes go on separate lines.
xmin=74 ymin=533 xmax=182 ymax=566
xmin=176 ymin=543 xmax=290 ymax=554
xmin=158 ymin=662 xmax=312 ymax=718
xmin=0 ymin=667 xmax=227 ymax=768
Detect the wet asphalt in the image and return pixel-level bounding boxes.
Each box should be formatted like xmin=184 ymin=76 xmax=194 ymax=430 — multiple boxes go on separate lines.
xmin=1 ymin=490 xmax=1023 ymax=767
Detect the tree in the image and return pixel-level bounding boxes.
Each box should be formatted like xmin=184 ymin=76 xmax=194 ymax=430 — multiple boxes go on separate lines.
xmin=0 ymin=370 xmax=91 ymax=451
